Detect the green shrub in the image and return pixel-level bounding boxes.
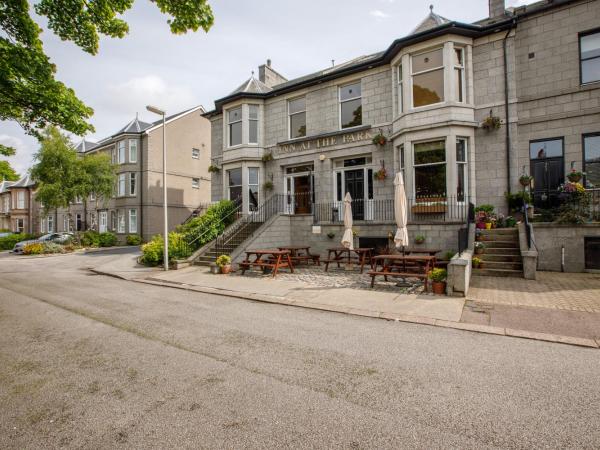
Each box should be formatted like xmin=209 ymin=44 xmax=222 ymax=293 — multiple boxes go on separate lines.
xmin=23 ymin=243 xmax=44 ymax=255
xmin=140 ymin=232 xmax=192 ymax=266
xmin=216 ymin=254 xmax=231 ymax=267
xmin=474 ymin=204 xmax=495 ymax=214
xmin=80 ymin=230 xmax=101 ymax=247
xmin=98 ymin=232 xmax=117 ymax=247
xmin=126 ymin=234 xmax=142 ymax=246
xmin=177 ymin=200 xmax=238 ymax=251
xmin=42 ymin=242 xmax=65 ymax=254
xmin=0 ymin=233 xmax=36 ymax=250
xmin=428 ymin=268 xmax=447 ymax=282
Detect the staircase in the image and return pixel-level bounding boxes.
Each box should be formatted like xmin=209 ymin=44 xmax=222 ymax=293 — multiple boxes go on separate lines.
xmin=473 ymin=228 xmax=523 ymax=278
xmin=194 ymin=221 xmax=264 ymax=266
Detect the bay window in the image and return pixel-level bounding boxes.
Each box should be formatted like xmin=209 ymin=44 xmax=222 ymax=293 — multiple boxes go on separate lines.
xmin=118 ymin=141 xmax=126 ymax=164
xmin=129 ymin=209 xmax=137 ymax=233
xmin=456 ymin=138 xmax=468 ymax=202
xmin=413 ymin=140 xmax=446 ymax=198
xmin=249 ymin=105 xmax=259 ymax=144
xmin=227 ymin=168 xmax=242 ymax=202
xmin=339 ymin=82 xmax=362 ymax=129
xmin=397 ymin=65 xmax=404 ymax=113
xmin=17 ymin=191 xmax=25 ymax=209
xmin=117 ymin=209 xmax=125 ymax=233
xmin=129 ymin=139 xmax=138 ymax=163
xmin=118 ymin=173 xmax=126 ymax=197
xmin=228 ymin=107 xmax=242 ymax=147
xmin=411 ymin=48 xmax=444 ymax=107
xmin=248 ymin=168 xmax=259 ymax=210
xmin=288 ymin=97 xmax=306 ymax=139
xmin=454 ymin=47 xmax=465 ymax=103
xmin=129 ymin=172 xmax=137 ymax=196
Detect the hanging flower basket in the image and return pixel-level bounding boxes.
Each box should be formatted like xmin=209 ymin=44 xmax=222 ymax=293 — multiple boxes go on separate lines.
xmin=481 ymin=115 xmax=501 ymax=131
xmin=263 ymin=180 xmax=274 ymax=191
xmin=262 ymin=153 xmax=274 ymax=162
xmin=519 ymin=174 xmax=533 ymax=187
xmin=567 ymin=169 xmax=584 ymax=183
xmin=374 ymin=167 xmax=387 ymax=181
xmin=208 ymin=165 xmax=220 ymax=173
xmin=372 ymin=130 xmax=387 ymax=147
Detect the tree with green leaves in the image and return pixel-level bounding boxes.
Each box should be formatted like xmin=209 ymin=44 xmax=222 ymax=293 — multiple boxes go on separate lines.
xmin=0 ymin=0 xmax=214 ymax=154
xmin=31 ymin=127 xmax=116 ymax=231
xmin=0 ymin=146 xmax=19 ymax=181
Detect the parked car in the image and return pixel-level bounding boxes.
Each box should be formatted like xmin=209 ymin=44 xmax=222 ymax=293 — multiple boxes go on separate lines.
xmin=12 ymin=232 xmax=73 ymax=254
xmin=0 ymin=232 xmax=12 ymax=238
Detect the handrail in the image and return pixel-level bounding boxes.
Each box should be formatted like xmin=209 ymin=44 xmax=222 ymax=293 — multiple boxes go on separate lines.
xmin=523 ymin=202 xmax=533 ymax=250
xmin=181 ymin=202 xmax=214 ymax=225
xmin=183 ymin=197 xmax=242 ymax=252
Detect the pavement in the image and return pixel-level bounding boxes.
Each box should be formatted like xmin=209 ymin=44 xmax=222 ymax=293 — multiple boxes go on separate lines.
xmin=1 ymin=251 xmax=599 ymax=448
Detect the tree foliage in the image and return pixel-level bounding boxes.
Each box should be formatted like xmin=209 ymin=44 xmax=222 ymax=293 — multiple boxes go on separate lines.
xmin=0 ymin=0 xmax=214 ymax=152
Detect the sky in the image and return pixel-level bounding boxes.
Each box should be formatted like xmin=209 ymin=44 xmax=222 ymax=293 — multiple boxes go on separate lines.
xmin=0 ymin=0 xmax=534 ymax=176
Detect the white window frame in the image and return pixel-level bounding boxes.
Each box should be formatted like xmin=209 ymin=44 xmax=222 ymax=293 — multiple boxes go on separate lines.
xmin=192 ymin=148 xmax=200 ymax=159
xmin=118 ymin=173 xmax=126 ymax=197
xmin=454 ymin=46 xmax=466 ymax=103
xmin=248 ymin=167 xmax=259 ymax=211
xmin=410 ymin=47 xmax=445 ymax=109
xmin=456 ymin=138 xmax=468 ymax=203
xmin=47 ymin=215 xmax=54 ymax=233
xmin=227 ymin=107 xmax=243 ymax=148
xmin=227 ymin=168 xmax=243 ymax=201
xmin=15 ymin=218 xmax=24 ymax=233
xmin=128 ymin=209 xmax=137 ymax=233
xmin=397 ymin=65 xmax=404 ymax=114
xmin=16 ymin=191 xmax=25 ymax=209
xmin=288 ymin=97 xmax=307 ymax=140
xmin=192 ymin=178 xmax=200 ymax=189
xmin=90 ymin=192 xmax=96 ymax=202
xmin=248 ymin=104 xmax=259 ymax=145
xmin=118 ymin=141 xmax=126 ymax=164
xmin=99 ymin=211 xmax=108 ymax=233
xmin=339 ymin=81 xmax=362 ymax=130
xmin=412 ymin=139 xmax=448 ymax=199
xmin=117 ymin=209 xmax=125 ymax=233
xmin=129 ymin=172 xmax=137 ymax=196
xmin=129 ymin=139 xmax=138 ymax=163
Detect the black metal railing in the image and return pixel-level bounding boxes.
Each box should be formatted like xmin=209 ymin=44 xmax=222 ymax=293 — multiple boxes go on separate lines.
xmin=531 ymin=188 xmax=600 ymax=223
xmin=458 ymin=202 xmax=474 ymax=255
xmin=181 ymin=202 xmax=214 ymax=225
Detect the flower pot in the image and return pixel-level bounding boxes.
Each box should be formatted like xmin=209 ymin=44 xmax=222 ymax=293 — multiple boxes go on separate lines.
xmin=472 ymin=262 xmax=480 ymax=269
xmin=567 ymin=174 xmax=582 ymax=182
xmin=209 ymin=263 xmax=220 ymax=274
xmin=476 ymin=222 xmax=486 ymax=229
xmin=475 ymin=248 xmax=484 ymax=255
xmin=485 ymin=223 xmax=492 ymax=230
xmin=220 ymin=264 xmax=232 ymax=274
xmin=432 ymin=281 xmax=446 ymax=295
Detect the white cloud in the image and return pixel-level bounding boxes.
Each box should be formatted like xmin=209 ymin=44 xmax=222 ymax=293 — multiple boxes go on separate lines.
xmin=370 ymin=9 xmax=390 ymax=19
xmin=0 ymin=134 xmax=35 ymax=176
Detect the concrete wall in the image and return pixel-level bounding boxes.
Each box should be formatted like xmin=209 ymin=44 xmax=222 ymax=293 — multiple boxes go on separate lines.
xmin=532 ymin=223 xmax=600 ymax=272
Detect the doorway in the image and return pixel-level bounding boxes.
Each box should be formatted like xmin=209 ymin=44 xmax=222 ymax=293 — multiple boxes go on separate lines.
xmin=99 ymin=211 xmax=107 ymax=233
xmin=284 ymin=164 xmax=314 ymax=214
xmin=344 ymin=169 xmax=365 ymax=220
xmin=529 ymin=138 xmax=564 ymax=208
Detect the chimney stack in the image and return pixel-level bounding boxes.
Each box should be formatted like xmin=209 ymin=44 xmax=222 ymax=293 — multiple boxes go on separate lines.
xmin=258 ymin=59 xmax=288 ymax=88
xmin=489 ymin=0 xmax=506 ymax=19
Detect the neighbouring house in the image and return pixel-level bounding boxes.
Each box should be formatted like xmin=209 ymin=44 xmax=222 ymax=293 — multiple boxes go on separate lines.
xmin=0 ymin=175 xmax=40 ymax=234
xmin=200 ymin=0 xmax=600 ymax=275
xmin=38 ymin=105 xmax=212 ymax=241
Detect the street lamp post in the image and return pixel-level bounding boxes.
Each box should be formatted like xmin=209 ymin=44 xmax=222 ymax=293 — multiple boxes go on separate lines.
xmin=146 ymin=105 xmax=168 ymax=271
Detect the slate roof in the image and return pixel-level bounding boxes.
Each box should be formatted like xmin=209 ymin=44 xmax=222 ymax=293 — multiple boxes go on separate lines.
xmin=115 ymin=116 xmax=153 ymax=135
xmin=75 ymin=139 xmax=97 ymax=153
xmin=410 ymin=6 xmax=451 ymax=35
xmin=8 ymin=174 xmax=35 ymax=189
xmin=0 ymin=180 xmax=15 ymax=194
xmin=229 ymin=76 xmax=272 ymax=96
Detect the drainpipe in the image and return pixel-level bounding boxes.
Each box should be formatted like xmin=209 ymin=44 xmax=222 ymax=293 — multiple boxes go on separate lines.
xmin=503 ymin=19 xmax=516 ymax=195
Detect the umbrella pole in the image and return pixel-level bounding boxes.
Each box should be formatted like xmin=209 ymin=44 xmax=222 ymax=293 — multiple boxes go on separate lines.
xmin=395 ymin=245 xmax=412 ymax=287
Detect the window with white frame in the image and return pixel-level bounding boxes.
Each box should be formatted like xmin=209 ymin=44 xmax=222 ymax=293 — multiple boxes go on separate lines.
xmin=129 ymin=139 xmax=138 ymax=163
xmin=249 ymin=105 xmax=259 ymax=144
xmin=227 ymin=168 xmax=242 ymax=202
xmin=397 ymin=65 xmax=404 ymax=114
xmin=111 ymin=210 xmax=117 ymax=231
xmin=248 ymin=168 xmax=259 ymax=210
xmin=339 ymin=82 xmax=362 ymax=129
xmin=117 ymin=209 xmax=125 ymax=233
xmin=75 ymin=195 xmax=82 ymax=204
xmin=63 ymin=215 xmax=69 ymax=232
xmin=3 ymin=195 xmax=9 ymax=212
xmin=118 ymin=141 xmax=126 ymax=164
xmin=398 ymin=144 xmax=405 ymax=181
xmin=118 ymin=173 xmax=126 ymax=196
xmin=580 ymin=29 xmax=600 ymax=84
xmin=192 ymin=178 xmax=200 ymax=189
xmin=15 ymin=218 xmax=24 ymax=233
xmin=129 ymin=172 xmax=137 ymax=196
xmin=411 ymin=48 xmax=444 ymax=107
xmin=454 ymin=47 xmax=465 ymax=103
xmin=112 ymin=146 xmax=117 ymax=164
xmin=129 ymin=209 xmax=137 ymax=233
xmin=17 ymin=191 xmax=25 ymax=209
xmin=413 ymin=140 xmax=446 ymax=198
xmin=192 ymin=148 xmax=200 ymax=159
xmin=228 ymin=107 xmax=242 ymax=147
xmin=90 ymin=192 xmax=96 ymax=202
xmin=48 ymin=215 xmax=54 ymax=233
xmin=288 ymin=97 xmax=306 ymax=139
xmin=456 ymin=138 xmax=468 ymax=202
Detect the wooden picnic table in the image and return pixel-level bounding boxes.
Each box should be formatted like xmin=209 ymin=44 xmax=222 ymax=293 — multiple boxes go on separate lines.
xmin=323 ymin=247 xmax=374 ymax=274
xmin=400 ymin=247 xmax=441 ymax=256
xmin=277 ymin=246 xmax=320 ymax=266
xmin=239 ymin=249 xmax=294 ymax=278
xmin=368 ymin=254 xmax=437 ymax=292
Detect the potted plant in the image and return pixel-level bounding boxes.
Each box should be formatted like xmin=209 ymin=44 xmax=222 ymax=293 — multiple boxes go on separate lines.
xmin=414 ymin=234 xmax=425 ymax=245
xmin=262 ymin=153 xmax=274 ymax=162
xmin=567 ymin=169 xmax=585 ymax=183
xmin=263 ymin=180 xmax=274 ymax=191
xmin=481 ymin=114 xmax=501 ymax=131
xmin=429 ymin=268 xmax=447 ymax=295
xmin=208 ymin=165 xmax=220 ymax=173
xmin=505 ymin=216 xmax=517 ymax=228
xmin=216 ymin=254 xmax=232 ymax=274
xmin=474 ymin=242 xmax=485 ymax=255
xmin=326 ymin=231 xmax=335 ymax=239
xmin=472 ymin=257 xmax=482 ymax=269
xmin=372 ymin=131 xmax=387 ymax=147
xmin=444 ymin=251 xmax=456 ymax=261
xmin=519 ymin=174 xmax=533 ymax=187
xmin=373 ymin=167 xmax=387 ymax=181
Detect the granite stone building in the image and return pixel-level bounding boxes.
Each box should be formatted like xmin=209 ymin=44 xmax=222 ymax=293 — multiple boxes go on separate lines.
xmin=204 ymin=0 xmax=600 ymax=256
xmin=0 ymin=175 xmax=39 ymax=234
xmin=38 ymin=106 xmax=212 ymax=241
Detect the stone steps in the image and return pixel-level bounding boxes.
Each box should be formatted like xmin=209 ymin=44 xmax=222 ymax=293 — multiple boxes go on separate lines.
xmin=484 ymin=247 xmax=520 ymax=255
xmin=472 ymin=268 xmax=524 ymax=278
xmin=474 ymin=228 xmax=522 ymax=278
xmin=479 ymin=253 xmax=522 ymax=262
xmin=478 ymin=260 xmax=523 ymax=271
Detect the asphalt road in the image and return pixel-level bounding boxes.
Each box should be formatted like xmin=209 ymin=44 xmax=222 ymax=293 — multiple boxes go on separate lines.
xmin=1 ymin=252 xmax=599 ymax=449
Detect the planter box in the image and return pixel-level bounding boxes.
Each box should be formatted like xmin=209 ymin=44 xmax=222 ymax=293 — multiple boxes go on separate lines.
xmin=412 ymin=204 xmax=448 ymax=214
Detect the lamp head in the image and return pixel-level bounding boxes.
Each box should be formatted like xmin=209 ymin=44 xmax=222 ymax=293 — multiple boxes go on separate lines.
xmin=146 ymin=105 xmax=165 ymax=116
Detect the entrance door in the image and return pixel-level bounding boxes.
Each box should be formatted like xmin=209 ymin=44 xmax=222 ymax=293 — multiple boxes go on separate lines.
xmin=293 ymin=176 xmax=311 ymax=214
xmin=344 ymin=169 xmax=364 ymax=220
xmin=99 ymin=211 xmax=107 ymax=233
xmin=529 ymin=138 xmax=564 ymax=209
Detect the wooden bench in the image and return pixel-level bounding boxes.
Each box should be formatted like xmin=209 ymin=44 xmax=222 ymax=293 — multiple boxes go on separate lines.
xmin=240 ymin=249 xmax=294 ymax=278
xmin=369 ymin=255 xmax=436 ymax=292
xmin=367 ymin=271 xmax=429 ymax=288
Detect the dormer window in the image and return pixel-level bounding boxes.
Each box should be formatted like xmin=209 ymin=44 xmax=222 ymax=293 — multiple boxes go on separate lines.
xmin=411 ymin=48 xmax=444 ymax=107
xmin=228 ymin=107 xmax=242 ymax=147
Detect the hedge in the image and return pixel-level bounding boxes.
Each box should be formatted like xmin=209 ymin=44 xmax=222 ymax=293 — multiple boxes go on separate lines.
xmin=0 ymin=233 xmax=36 ymax=251
xmin=177 ymin=200 xmax=237 ymax=250
xmin=140 ymin=233 xmax=191 ymax=266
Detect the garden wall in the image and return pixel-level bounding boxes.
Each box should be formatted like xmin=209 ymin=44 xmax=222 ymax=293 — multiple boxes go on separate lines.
xmin=532 ymin=223 xmax=600 ymax=272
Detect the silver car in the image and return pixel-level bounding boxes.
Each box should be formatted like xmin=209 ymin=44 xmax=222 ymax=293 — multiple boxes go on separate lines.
xmin=12 ymin=232 xmax=73 ymax=254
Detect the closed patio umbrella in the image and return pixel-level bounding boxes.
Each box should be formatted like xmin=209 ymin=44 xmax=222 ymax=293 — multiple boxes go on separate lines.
xmin=394 ymin=172 xmax=409 ymax=249
xmin=341 ymin=192 xmax=354 ymax=250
